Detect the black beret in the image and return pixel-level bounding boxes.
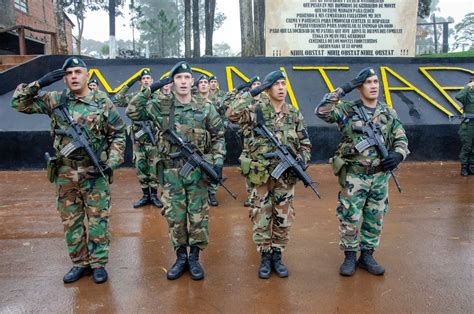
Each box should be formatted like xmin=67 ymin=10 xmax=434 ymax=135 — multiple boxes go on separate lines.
xmin=88 ymin=78 xmax=99 ymax=85
xmin=262 ymin=70 xmax=285 ymax=88
xmin=169 ymin=61 xmax=192 ymax=78
xmin=62 ymin=57 xmax=87 ymax=70
xmin=356 ymin=67 xmax=377 ymax=81
xmin=196 ymin=74 xmax=210 ymax=83
xmin=140 ymin=69 xmax=152 ymax=78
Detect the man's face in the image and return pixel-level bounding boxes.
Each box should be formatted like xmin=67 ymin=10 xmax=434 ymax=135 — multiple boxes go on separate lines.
xmin=358 ymin=75 xmax=379 ymax=101
xmin=250 ymin=81 xmax=261 ymax=90
xmin=64 ymin=66 xmax=89 ymax=94
xmin=267 ymin=79 xmax=287 ymax=102
xmin=140 ymin=75 xmax=153 ymax=88
xmin=88 ymin=82 xmax=98 ymax=90
xmin=209 ymin=79 xmax=218 ymax=91
xmin=198 ymin=79 xmax=210 ymax=94
xmin=161 ymin=82 xmax=172 ymax=95
xmin=173 ymin=72 xmax=194 ymax=96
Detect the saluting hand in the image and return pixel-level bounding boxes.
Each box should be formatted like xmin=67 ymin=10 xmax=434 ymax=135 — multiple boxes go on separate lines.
xmin=37 ymin=69 xmax=65 ymax=88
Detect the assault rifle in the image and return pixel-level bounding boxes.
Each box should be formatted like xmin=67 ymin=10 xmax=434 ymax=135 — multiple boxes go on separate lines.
xmin=134 ymin=121 xmax=156 ymax=145
xmin=352 ymin=105 xmax=402 ymax=193
xmin=449 ymin=113 xmax=474 ymax=121
xmin=254 ymin=121 xmax=321 ymax=199
xmin=53 ymin=90 xmax=108 ymax=179
xmin=163 ymin=129 xmax=237 ymax=199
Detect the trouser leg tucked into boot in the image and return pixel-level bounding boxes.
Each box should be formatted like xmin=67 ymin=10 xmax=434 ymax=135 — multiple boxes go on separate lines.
xmin=150 ymin=187 xmax=163 ymax=208
xmin=208 ymin=192 xmax=218 ymax=207
xmin=133 ymin=188 xmax=151 ymax=208
xmin=461 ymin=164 xmax=469 ymax=176
xmin=271 ymin=248 xmax=288 ymax=277
xmin=358 ymin=249 xmax=385 ymax=275
xmin=167 ymin=246 xmax=188 ymax=280
xmin=339 ymin=251 xmax=357 ymax=276
xmin=188 ymin=246 xmax=204 ymax=280
xmin=258 ymin=251 xmax=272 ymax=279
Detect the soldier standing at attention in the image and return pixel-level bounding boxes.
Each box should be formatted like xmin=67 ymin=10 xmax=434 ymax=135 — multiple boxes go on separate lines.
xmin=114 ymin=69 xmax=163 ymax=208
xmin=227 ymin=70 xmax=312 ymax=279
xmin=88 ymin=78 xmax=100 ymax=91
xmin=455 ymin=77 xmax=474 ymax=176
xmin=127 ymin=61 xmax=225 ymax=280
xmin=11 ymin=57 xmax=126 ymax=284
xmin=315 ymin=67 xmax=409 ymax=276
xmin=209 ymin=75 xmax=226 ymax=103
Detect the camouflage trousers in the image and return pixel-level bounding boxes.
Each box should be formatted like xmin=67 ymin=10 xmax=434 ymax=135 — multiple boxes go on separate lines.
xmin=249 ymin=178 xmax=295 ymax=253
xmin=161 ymin=167 xmax=209 ymax=250
xmin=55 ymin=165 xmax=111 ymax=268
xmin=336 ymin=171 xmax=390 ymax=251
xmin=133 ymin=141 xmax=159 ymax=190
xmin=245 ymin=177 xmax=254 ymax=205
xmin=208 ymin=182 xmax=218 ymax=196
xmin=458 ymin=122 xmax=474 ymax=165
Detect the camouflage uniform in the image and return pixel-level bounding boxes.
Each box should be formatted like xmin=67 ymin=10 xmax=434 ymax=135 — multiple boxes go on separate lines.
xmin=114 ymin=85 xmax=160 ymax=191
xmin=126 ymin=89 xmax=225 ymax=250
xmin=228 ymin=92 xmax=312 ymax=253
xmin=11 ymin=82 xmax=126 ymax=268
xmin=316 ymin=94 xmax=409 ymax=251
xmin=455 ymin=85 xmax=474 ymax=172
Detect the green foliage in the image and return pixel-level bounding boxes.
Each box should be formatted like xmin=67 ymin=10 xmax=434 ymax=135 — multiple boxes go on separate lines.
xmin=101 ymin=44 xmax=110 ymax=56
xmin=453 ymin=13 xmax=474 ymax=51
xmin=418 ymin=49 xmax=474 ymax=57
xmin=417 ymin=0 xmax=432 ymax=18
xmin=213 ymin=42 xmax=233 ymax=57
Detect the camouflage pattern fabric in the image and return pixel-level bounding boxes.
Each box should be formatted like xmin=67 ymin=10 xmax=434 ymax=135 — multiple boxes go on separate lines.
xmin=127 ymin=88 xmax=225 ymax=250
xmin=316 ymin=92 xmax=409 ymax=251
xmin=117 ymin=85 xmax=161 ymax=190
xmin=455 ymin=86 xmax=474 ymax=166
xmin=12 ymin=82 xmax=126 ymax=267
xmin=227 ymin=91 xmax=312 ymax=252
xmin=336 ymin=172 xmax=389 ymax=251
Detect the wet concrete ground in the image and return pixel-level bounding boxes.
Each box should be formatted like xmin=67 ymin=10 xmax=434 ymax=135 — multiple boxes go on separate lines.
xmin=0 ymin=162 xmax=472 ymax=313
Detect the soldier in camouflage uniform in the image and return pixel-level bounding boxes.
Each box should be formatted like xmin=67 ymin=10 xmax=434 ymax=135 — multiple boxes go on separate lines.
xmin=11 ymin=57 xmax=126 ymax=284
xmin=227 ymin=70 xmax=312 ymax=279
xmin=315 ymin=67 xmax=409 ymax=276
xmin=209 ymin=75 xmax=227 ymax=103
xmin=88 ymin=78 xmax=100 ymax=91
xmin=127 ymin=61 xmax=225 ymax=281
xmin=455 ymin=77 xmax=474 ymax=176
xmin=114 ymin=69 xmax=163 ymax=208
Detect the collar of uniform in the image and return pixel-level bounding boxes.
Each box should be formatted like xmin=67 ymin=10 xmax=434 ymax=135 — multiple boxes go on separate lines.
xmin=66 ymin=89 xmax=97 ymax=106
xmin=174 ymin=95 xmax=201 ymax=111
xmin=262 ymin=100 xmax=290 ymax=115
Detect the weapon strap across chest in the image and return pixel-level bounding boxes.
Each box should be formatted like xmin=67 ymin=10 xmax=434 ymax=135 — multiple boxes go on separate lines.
xmin=168 ymin=101 xmax=176 ymax=131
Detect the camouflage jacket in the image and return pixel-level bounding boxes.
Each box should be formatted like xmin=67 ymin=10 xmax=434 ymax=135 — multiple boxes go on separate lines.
xmin=227 ymin=92 xmax=312 ymax=167
xmin=11 ymin=81 xmax=126 ymax=169
xmin=316 ymin=92 xmax=409 ymax=166
xmin=126 ymin=88 xmax=226 ymax=166
xmin=455 ymin=86 xmax=474 ymax=114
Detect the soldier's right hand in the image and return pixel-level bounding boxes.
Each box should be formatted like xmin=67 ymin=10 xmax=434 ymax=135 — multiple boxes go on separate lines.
xmin=37 ymin=69 xmax=65 ymax=88
xmin=340 ymin=67 xmax=375 ymax=94
xmin=126 ymin=75 xmax=141 ymax=88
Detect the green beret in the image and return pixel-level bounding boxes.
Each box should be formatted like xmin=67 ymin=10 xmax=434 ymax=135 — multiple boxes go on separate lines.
xmin=140 ymin=69 xmax=152 ymax=78
xmin=262 ymin=70 xmax=285 ymax=88
xmin=88 ymin=78 xmax=99 ymax=85
xmin=209 ymin=75 xmax=217 ymax=81
xmin=196 ymin=74 xmax=209 ymax=83
xmin=169 ymin=61 xmax=192 ymax=78
xmin=62 ymin=57 xmax=87 ymax=70
xmin=249 ymin=75 xmax=260 ymax=84
xmin=357 ymin=67 xmax=377 ymax=81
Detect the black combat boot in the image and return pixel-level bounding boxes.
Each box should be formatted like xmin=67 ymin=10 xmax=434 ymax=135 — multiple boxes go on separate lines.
xmin=150 ymin=187 xmax=163 ymax=208
xmin=92 ymin=266 xmax=108 ymax=284
xmin=460 ymin=165 xmax=469 ymax=176
xmin=258 ymin=251 xmax=272 ymax=279
xmin=208 ymin=192 xmax=218 ymax=207
xmin=188 ymin=246 xmax=204 ymax=280
xmin=133 ymin=188 xmax=151 ymax=208
xmin=358 ymin=249 xmax=385 ymax=275
xmin=339 ymin=251 xmax=357 ymax=276
xmin=167 ymin=246 xmax=188 ymax=280
xmin=271 ymin=248 xmax=289 ymax=278
xmin=469 ymin=164 xmax=474 ymax=175
xmin=243 ymin=195 xmax=252 ymax=207
xmin=63 ymin=266 xmax=90 ymax=283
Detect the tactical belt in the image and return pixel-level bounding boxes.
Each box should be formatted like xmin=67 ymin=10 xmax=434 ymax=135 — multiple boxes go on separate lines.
xmin=347 ymin=164 xmax=384 ymax=175
xmin=59 ymin=157 xmax=94 ymax=168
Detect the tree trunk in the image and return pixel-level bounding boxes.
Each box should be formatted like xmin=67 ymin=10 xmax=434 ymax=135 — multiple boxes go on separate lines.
xmin=204 ymin=0 xmax=215 ymax=56
xmin=53 ymin=0 xmax=68 ymax=54
xmin=184 ymin=0 xmax=191 ymax=58
xmin=75 ymin=14 xmax=84 ymax=54
xmin=239 ymin=0 xmax=254 ymax=56
xmin=253 ymin=0 xmax=265 ymax=55
xmin=192 ymin=0 xmax=200 ymax=57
